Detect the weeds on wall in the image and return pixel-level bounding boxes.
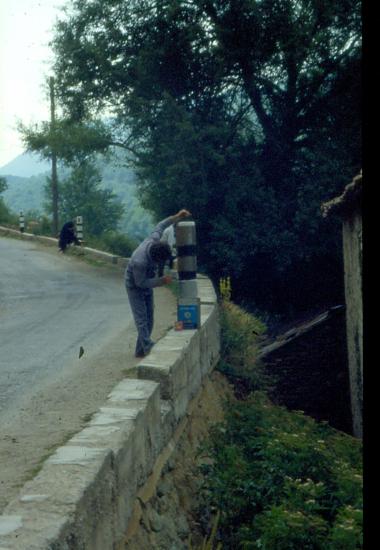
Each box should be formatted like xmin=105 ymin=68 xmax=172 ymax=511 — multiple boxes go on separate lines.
xmin=189 ymin=511 xmax=222 ymax=550
xmin=218 ymin=277 xmax=270 ymax=396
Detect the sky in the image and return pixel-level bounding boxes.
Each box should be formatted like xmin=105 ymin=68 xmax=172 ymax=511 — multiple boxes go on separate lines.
xmin=0 ymin=0 xmax=67 ymax=167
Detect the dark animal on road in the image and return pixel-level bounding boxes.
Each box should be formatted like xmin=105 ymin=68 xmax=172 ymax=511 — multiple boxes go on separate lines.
xmin=58 ymin=221 xmax=80 ymax=252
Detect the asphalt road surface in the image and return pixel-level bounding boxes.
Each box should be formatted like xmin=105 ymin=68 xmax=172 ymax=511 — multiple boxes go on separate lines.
xmin=0 ymin=236 xmax=176 ymax=511
xmin=0 ymin=237 xmax=133 ymax=423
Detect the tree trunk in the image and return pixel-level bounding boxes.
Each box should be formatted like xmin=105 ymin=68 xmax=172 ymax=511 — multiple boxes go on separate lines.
xmin=50 ymin=77 xmax=59 ymax=237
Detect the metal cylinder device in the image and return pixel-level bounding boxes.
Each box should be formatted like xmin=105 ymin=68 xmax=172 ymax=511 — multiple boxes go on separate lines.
xmin=176 ymin=221 xmax=200 ymax=328
xmin=176 ymin=221 xmax=197 ymax=283
xmin=178 ymin=279 xmax=198 ymax=299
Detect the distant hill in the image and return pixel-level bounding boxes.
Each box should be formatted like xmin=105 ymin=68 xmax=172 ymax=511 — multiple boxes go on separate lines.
xmin=2 ymin=174 xmax=45 ymax=214
xmin=0 ymin=153 xmax=51 ymax=178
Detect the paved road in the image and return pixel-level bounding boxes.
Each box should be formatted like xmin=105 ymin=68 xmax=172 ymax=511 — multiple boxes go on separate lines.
xmin=0 ymin=236 xmax=132 ymax=423
xmin=0 ymin=236 xmax=176 ymax=512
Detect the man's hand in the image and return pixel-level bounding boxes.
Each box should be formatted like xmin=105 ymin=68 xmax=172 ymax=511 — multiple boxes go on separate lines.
xmin=174 ymin=209 xmax=191 ymax=222
xmin=162 ymin=275 xmax=173 ymax=285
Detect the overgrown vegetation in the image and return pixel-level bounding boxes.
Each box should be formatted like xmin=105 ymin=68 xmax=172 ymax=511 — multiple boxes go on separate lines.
xmin=200 ymin=393 xmax=362 ymax=549
xmin=218 ymin=289 xmax=269 ymax=396
xmin=198 ymin=296 xmax=363 ymax=549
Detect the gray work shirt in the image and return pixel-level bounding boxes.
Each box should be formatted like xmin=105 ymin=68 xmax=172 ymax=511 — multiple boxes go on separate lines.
xmin=125 ymin=216 xmax=173 ymax=289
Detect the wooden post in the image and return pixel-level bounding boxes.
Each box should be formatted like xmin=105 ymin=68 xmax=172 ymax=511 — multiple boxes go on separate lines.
xmin=50 ymin=77 xmax=59 ymax=237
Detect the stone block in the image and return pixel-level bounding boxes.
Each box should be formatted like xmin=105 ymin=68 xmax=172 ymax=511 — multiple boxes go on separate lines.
xmin=197 ymin=277 xmax=217 ymax=304
xmin=0 ymin=448 xmax=114 ymax=549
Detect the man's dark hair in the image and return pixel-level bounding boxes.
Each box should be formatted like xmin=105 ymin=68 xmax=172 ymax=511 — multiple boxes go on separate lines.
xmin=150 ymin=242 xmax=172 ymax=263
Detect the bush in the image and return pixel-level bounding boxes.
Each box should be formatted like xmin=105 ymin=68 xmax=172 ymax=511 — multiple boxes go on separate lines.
xmin=0 ymin=199 xmax=18 ymax=226
xmin=247 ymin=505 xmax=329 ymax=549
xmin=199 ymin=393 xmax=363 ymax=549
xmin=218 ymin=299 xmax=270 ymax=394
xmin=25 ymin=213 xmax=51 ymax=235
xmin=87 ymin=231 xmax=138 ymax=257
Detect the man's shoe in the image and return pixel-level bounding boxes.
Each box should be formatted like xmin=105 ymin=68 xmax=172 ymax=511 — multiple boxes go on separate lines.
xmin=146 ymin=342 xmax=155 ymax=354
xmin=135 ymin=342 xmax=155 ymax=358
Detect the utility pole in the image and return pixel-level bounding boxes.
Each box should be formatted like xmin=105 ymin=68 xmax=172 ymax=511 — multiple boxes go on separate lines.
xmin=49 ymin=76 xmax=59 ymax=237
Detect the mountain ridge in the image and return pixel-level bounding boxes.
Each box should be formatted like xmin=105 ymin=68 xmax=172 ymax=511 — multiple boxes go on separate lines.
xmin=0 ymin=152 xmax=51 ymax=178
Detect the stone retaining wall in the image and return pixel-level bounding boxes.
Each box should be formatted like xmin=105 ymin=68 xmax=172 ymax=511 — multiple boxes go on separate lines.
xmin=0 ymin=228 xmax=220 ymax=549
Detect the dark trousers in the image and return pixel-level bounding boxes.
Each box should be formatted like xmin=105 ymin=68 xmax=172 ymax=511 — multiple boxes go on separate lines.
xmin=126 ymin=286 xmax=155 ymax=356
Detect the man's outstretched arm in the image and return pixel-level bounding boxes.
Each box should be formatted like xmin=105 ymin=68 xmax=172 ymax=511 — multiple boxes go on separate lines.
xmin=150 ymin=209 xmax=192 ymax=241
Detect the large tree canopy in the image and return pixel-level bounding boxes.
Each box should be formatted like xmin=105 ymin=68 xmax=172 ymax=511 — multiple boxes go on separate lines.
xmin=51 ymin=0 xmax=361 ymax=313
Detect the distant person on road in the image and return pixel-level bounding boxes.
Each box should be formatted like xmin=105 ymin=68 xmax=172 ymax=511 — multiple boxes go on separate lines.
xmin=58 ymin=221 xmax=80 ymax=252
xmin=125 ymin=209 xmax=191 ymax=358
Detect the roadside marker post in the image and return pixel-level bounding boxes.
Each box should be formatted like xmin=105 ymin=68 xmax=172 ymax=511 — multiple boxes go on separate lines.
xmin=176 ymin=221 xmax=200 ymax=329
xmin=76 ymin=216 xmax=83 ymax=242
xmin=19 ymin=211 xmax=25 ymax=233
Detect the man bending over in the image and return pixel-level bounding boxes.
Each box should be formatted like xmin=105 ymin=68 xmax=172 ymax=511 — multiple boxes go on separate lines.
xmin=125 ymin=209 xmax=191 ymax=357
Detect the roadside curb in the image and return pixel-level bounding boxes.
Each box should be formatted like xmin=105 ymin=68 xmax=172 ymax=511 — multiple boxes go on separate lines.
xmin=0 ymin=226 xmax=129 ymax=268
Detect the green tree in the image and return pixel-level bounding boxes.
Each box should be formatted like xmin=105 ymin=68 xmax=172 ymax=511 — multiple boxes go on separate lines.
xmin=51 ymin=0 xmax=361 ymax=313
xmin=0 ymin=177 xmax=14 ymax=225
xmin=19 ymin=118 xmax=113 ymax=165
xmin=0 ymin=177 xmax=7 ymax=223
xmin=44 ymin=160 xmax=124 ymax=238
xmin=18 ymin=77 xmax=114 ymax=235
xmin=0 ymin=177 xmax=7 ymax=195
